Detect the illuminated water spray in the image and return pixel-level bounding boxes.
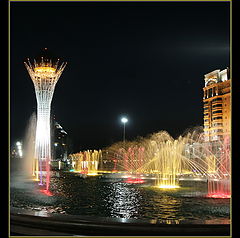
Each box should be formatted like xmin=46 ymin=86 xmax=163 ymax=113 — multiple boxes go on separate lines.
xmin=104 ymin=128 xmax=231 ymax=196
xmin=70 ymin=150 xmax=102 ymax=175
xmin=24 ymin=50 xmax=67 ymax=189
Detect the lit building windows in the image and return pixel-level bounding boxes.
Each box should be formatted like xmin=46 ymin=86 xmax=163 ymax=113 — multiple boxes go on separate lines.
xmin=212 ymin=116 xmax=223 ymax=120
xmin=212 ymin=104 xmax=222 ymax=108
xmin=212 ymin=110 xmax=222 ymax=114
xmin=203 ymin=68 xmax=230 ymax=142
xmin=212 ymin=98 xmax=222 ymax=102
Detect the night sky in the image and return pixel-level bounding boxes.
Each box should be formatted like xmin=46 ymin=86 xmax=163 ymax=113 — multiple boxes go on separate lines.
xmin=10 ymin=2 xmax=230 ymax=152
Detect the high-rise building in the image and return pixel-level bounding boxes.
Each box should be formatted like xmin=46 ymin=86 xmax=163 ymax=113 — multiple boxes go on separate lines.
xmin=203 ymin=68 xmax=231 ymax=142
xmin=53 ymin=121 xmax=68 ymax=161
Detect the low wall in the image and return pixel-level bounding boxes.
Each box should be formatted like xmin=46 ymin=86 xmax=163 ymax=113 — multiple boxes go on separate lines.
xmin=10 ymin=207 xmax=230 ymax=236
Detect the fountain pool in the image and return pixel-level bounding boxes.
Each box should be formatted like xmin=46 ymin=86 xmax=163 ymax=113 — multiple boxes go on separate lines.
xmin=10 ymin=171 xmax=230 ymax=223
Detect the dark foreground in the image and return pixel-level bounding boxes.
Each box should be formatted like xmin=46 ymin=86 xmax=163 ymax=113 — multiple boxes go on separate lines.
xmin=11 ymin=207 xmax=230 ymax=236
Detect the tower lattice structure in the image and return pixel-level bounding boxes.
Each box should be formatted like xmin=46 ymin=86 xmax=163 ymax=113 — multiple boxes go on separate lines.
xmin=24 ymin=52 xmax=67 ymax=186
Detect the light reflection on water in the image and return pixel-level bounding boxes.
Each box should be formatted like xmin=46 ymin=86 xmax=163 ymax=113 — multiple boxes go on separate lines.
xmin=105 ymin=182 xmax=141 ymax=219
xmin=10 ymin=173 xmax=230 ymax=223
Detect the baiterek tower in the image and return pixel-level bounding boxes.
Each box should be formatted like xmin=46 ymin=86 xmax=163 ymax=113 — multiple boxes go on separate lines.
xmin=24 ymin=49 xmax=67 ymax=188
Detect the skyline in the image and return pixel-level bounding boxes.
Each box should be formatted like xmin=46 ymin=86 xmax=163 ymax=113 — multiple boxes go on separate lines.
xmin=10 ymin=2 xmax=230 ymax=152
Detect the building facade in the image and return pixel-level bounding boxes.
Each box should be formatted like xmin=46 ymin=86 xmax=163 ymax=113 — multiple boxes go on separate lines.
xmin=203 ymin=68 xmax=231 ymax=142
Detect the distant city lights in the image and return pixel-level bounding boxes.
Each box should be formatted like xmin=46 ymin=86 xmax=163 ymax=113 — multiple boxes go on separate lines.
xmin=16 ymin=141 xmax=23 ymax=158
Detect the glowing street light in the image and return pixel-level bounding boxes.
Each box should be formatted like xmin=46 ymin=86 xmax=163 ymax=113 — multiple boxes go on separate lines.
xmin=121 ymin=117 xmax=128 ymax=144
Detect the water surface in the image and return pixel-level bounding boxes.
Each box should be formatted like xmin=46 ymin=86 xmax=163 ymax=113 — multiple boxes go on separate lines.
xmin=10 ymin=172 xmax=230 ymax=224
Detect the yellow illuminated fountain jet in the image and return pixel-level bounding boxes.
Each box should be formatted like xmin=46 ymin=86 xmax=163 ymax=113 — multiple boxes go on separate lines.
xmin=24 ymin=49 xmax=67 ymax=189
xmin=70 ymin=150 xmax=102 ymax=175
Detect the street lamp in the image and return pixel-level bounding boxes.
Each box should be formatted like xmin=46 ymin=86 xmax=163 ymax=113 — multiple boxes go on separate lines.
xmin=121 ymin=117 xmax=128 ymax=144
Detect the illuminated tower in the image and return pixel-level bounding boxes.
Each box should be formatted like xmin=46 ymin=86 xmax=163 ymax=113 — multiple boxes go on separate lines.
xmin=24 ymin=49 xmax=67 ymax=187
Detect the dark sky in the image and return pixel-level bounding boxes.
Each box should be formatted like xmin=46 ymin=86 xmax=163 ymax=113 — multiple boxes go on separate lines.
xmin=10 ymin=2 xmax=230 ymax=152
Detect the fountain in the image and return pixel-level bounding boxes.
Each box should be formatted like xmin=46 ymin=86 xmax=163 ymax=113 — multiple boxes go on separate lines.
xmin=69 ymin=150 xmax=102 ymax=175
xmin=10 ymin=113 xmax=37 ymax=190
xmin=206 ymin=135 xmax=231 ymax=198
xmin=11 ymin=127 xmax=230 ymax=236
xmin=22 ymin=113 xmax=37 ymax=178
xmin=99 ymin=128 xmax=231 ymax=196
